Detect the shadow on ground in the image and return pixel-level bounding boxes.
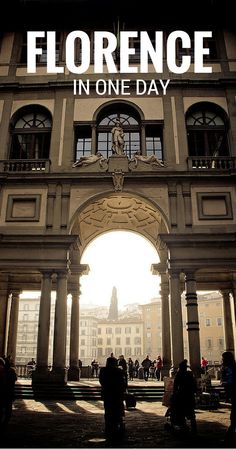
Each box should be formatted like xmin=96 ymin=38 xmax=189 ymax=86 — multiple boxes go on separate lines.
xmin=2 ymin=399 xmax=235 ymax=448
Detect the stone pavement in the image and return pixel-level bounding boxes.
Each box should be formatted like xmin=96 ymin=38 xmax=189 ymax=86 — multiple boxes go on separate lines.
xmin=2 ymin=396 xmax=235 ymax=449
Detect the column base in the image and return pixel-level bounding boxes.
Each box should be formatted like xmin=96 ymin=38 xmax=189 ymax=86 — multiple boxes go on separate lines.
xmin=32 ymin=367 xmax=51 ymax=384
xmin=67 ymin=366 xmax=80 ymax=381
xmin=49 ymin=367 xmax=68 ymax=384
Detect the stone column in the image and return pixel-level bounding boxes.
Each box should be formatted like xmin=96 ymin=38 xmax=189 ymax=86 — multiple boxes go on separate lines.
xmin=34 ymin=271 xmax=53 ymax=382
xmin=0 ymin=275 xmax=9 ymax=356
xmin=51 ymin=270 xmax=68 ymax=383
xmin=141 ymin=124 xmax=146 ymax=154
xmin=185 ymin=272 xmax=201 ymax=377
xmin=91 ymin=123 xmax=97 ymax=154
xmin=160 ymin=276 xmax=171 ymax=377
xmin=221 ymin=290 xmax=235 ymax=355
xmin=7 ymin=290 xmax=21 ymax=363
xmin=68 ymin=287 xmax=80 ymax=380
xmin=169 ymin=270 xmax=184 ymax=373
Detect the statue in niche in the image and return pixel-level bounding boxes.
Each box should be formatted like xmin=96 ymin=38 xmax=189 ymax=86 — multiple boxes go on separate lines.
xmin=73 ymin=152 xmax=107 ymax=168
xmin=111 ymin=119 xmax=125 ymax=155
xmin=129 ymin=151 xmax=166 ymax=168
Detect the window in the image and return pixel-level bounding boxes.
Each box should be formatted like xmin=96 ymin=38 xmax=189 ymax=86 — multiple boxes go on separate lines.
xmin=116 ymin=338 xmax=121 ymax=345
xmin=115 ymin=347 xmax=122 ymax=355
xmin=146 ymin=124 xmax=163 ymax=160
xmin=125 ymin=327 xmax=131 ymax=334
xmin=75 ymin=125 xmax=92 ymax=158
xmin=125 ymin=347 xmax=132 ymax=356
xmin=206 ymin=318 xmax=211 ymax=327
xmin=115 ymin=328 xmax=121 ymax=334
xmin=10 ymin=106 xmax=52 ymax=160
xmin=106 ymin=328 xmax=112 ymax=334
xmin=98 ymin=328 xmax=101 ymax=335
xmin=107 ymin=338 xmax=111 ymax=345
xmin=81 ymin=329 xmax=86 ymax=336
xmin=218 ymin=338 xmax=224 ymax=349
xmin=97 ymin=348 xmax=103 ymax=357
xmin=186 ymin=103 xmax=229 ymax=158
xmin=126 ymin=337 xmax=130 ymax=345
xmin=23 ymin=314 xmax=28 ymax=321
xmin=217 ymin=317 xmax=222 ymax=326
xmin=134 ymin=347 xmax=141 ymax=356
xmin=105 ymin=347 xmax=112 ymax=356
xmin=23 ymin=304 xmax=29 ymax=311
xmin=134 ymin=337 xmax=141 ymax=344
xmin=97 ymin=338 xmax=103 ymax=345
xmin=206 ymin=338 xmax=212 ymax=348
xmin=74 ymin=103 xmax=164 ymax=162
xmin=81 ymin=339 xmax=85 ymax=346
xmin=135 ymin=327 xmax=140 ymax=333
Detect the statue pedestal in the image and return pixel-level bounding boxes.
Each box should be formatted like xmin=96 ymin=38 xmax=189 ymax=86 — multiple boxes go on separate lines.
xmin=108 ymin=155 xmax=129 ymax=172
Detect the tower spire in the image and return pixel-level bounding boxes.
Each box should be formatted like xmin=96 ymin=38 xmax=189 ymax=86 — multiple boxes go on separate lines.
xmin=108 ymin=286 xmax=118 ymax=320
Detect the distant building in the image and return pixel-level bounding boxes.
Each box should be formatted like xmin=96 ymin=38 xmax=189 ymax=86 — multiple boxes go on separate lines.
xmin=97 ymin=318 xmax=144 ymax=365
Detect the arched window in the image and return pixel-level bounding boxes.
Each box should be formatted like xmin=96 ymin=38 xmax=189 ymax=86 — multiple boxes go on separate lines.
xmin=10 ymin=106 xmax=52 ymax=160
xmin=75 ymin=103 xmax=163 ymax=161
xmin=186 ymin=103 xmax=229 ymax=158
xmin=97 ymin=111 xmax=140 ymax=159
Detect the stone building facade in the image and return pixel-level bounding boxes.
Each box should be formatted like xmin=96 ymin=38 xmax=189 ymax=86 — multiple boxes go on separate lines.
xmin=0 ymin=0 xmax=236 ymax=383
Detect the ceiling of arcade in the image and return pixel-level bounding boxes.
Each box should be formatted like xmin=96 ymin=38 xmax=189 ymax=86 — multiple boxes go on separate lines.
xmin=72 ymin=194 xmax=167 ymax=254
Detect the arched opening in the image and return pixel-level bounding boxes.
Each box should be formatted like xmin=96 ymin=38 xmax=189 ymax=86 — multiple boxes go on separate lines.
xmin=80 ymin=230 xmax=160 ymax=308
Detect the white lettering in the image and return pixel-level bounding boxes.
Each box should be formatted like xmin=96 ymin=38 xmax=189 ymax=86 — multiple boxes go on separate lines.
xmin=140 ymin=31 xmax=163 ymax=73
xmin=27 ymin=31 xmax=45 ymax=73
xmin=94 ymin=32 xmax=117 ymax=73
xmin=194 ymin=31 xmax=212 ymax=73
xmin=66 ymin=31 xmax=90 ymax=74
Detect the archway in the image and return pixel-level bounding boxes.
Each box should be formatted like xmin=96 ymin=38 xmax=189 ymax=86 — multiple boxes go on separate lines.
xmin=68 ymin=192 xmax=171 ymax=376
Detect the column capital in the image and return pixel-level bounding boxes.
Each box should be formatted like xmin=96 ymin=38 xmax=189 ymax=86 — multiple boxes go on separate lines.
xmin=184 ymin=270 xmax=196 ymax=281
xmin=40 ymin=270 xmax=53 ymax=278
xmin=56 ymin=269 xmax=70 ymax=279
xmin=168 ymin=269 xmax=181 ymax=278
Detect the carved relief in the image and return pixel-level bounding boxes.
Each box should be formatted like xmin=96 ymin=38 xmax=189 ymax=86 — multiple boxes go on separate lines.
xmin=112 ymin=170 xmax=124 ymax=192
xmin=78 ymin=195 xmax=162 ymax=250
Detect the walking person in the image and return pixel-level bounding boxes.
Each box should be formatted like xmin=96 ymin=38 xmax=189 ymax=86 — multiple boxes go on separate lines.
xmin=99 ymin=356 xmax=126 ymax=442
xmin=141 ymin=355 xmax=152 ymax=381
xmin=171 ymin=359 xmax=197 ymax=434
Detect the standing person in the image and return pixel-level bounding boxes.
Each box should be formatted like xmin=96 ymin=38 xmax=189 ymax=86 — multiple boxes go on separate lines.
xmin=78 ymin=359 xmax=82 ymax=379
xmin=201 ymin=356 xmax=208 ymax=373
xmin=128 ymin=358 xmax=134 ymax=381
xmin=99 ymin=356 xmax=126 ymax=441
xmin=171 ymin=359 xmax=197 ymax=434
xmin=118 ymin=355 xmax=128 ymax=387
xmin=134 ymin=359 xmax=140 ymax=378
xmin=155 ymin=356 xmax=163 ymax=381
xmin=141 ymin=355 xmax=152 ymax=381
xmin=221 ymin=351 xmax=236 ymax=444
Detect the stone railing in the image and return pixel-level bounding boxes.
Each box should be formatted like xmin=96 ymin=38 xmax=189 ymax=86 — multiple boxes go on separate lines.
xmin=0 ymin=159 xmax=51 ymax=173
xmin=187 ymin=156 xmax=236 ymax=170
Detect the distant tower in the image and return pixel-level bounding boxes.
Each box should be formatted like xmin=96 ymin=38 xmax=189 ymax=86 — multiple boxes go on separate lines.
xmin=108 ymin=286 xmax=118 ymax=320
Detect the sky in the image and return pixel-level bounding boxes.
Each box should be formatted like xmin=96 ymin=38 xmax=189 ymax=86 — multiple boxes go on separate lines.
xmin=80 ymin=230 xmax=160 ymax=309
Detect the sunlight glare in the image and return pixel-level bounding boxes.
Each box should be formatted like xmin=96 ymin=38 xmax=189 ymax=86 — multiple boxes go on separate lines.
xmin=80 ymin=231 xmax=160 ymax=309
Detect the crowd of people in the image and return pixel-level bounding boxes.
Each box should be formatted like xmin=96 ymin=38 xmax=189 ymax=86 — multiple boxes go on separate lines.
xmin=89 ymin=354 xmax=163 ymax=382
xmin=0 ymin=351 xmax=235 ymax=444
